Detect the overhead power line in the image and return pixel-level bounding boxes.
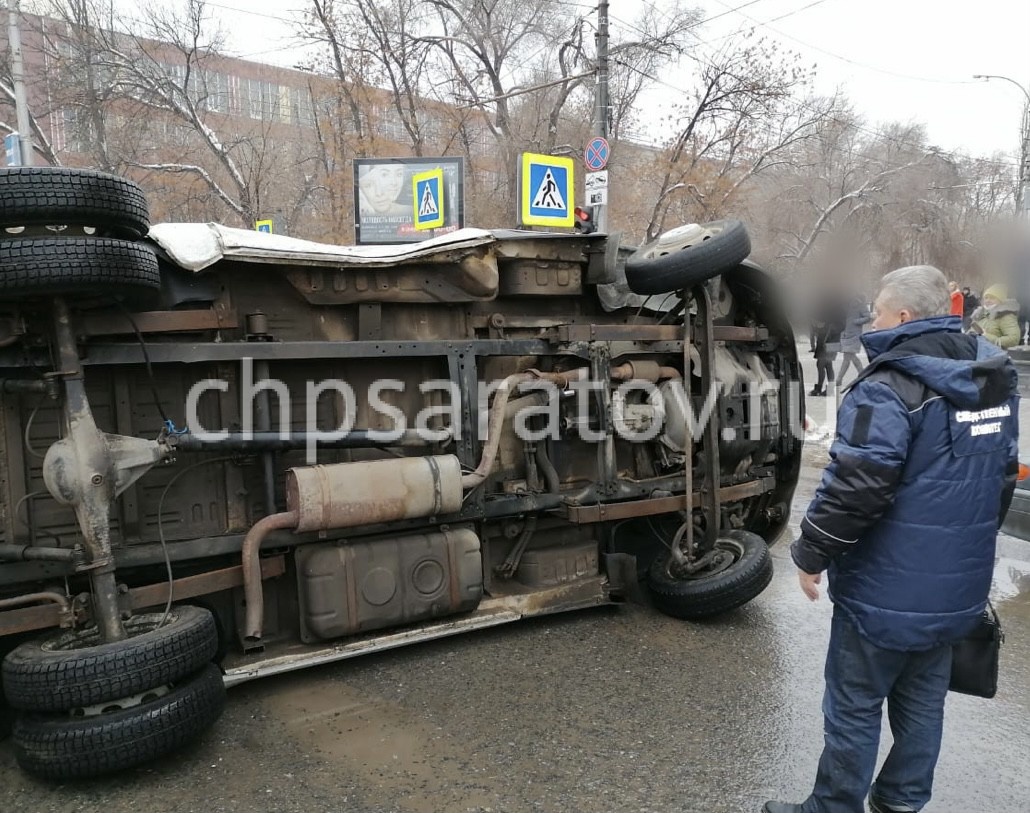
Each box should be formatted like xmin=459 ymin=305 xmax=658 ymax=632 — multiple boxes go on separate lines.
xmin=706 ymin=0 xmax=980 ymax=85
xmin=610 ymin=53 xmax=1019 ymax=172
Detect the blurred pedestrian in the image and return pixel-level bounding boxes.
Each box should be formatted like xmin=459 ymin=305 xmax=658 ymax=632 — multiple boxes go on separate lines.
xmin=764 ymin=265 xmax=1019 ymax=813
xmin=961 ymin=286 xmax=979 ymax=330
xmin=836 ymin=293 xmax=871 ymax=387
xmin=1019 ymin=297 xmax=1030 ymax=346
xmin=948 ymin=281 xmax=964 ymax=317
xmin=809 ymin=303 xmax=844 ymax=397
xmin=969 ymin=284 xmax=1021 ymax=349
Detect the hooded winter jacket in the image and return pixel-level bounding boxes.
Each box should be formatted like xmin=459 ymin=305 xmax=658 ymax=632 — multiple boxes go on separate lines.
xmin=973 ymin=298 xmax=1021 ymax=348
xmin=791 ymin=315 xmax=1019 ymax=651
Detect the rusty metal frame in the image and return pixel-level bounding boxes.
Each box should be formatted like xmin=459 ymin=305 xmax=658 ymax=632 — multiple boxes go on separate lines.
xmin=696 ymin=285 xmax=722 ymax=550
xmin=0 ymin=339 xmax=553 ymax=368
xmin=78 ymin=308 xmax=238 ymax=337
xmin=0 ymin=555 xmax=287 ymax=636
xmin=563 ymin=479 xmax=775 ymax=524
xmin=126 ymin=554 xmax=286 ymax=611
xmin=556 ymin=324 xmax=769 ymax=343
xmin=0 ymin=601 xmax=67 ymax=637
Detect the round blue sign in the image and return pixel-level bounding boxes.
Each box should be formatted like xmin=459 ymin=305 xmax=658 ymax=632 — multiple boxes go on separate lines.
xmin=585 ymin=137 xmax=610 ymax=171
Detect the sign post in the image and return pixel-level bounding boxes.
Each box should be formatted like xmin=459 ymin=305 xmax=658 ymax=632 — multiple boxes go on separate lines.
xmin=520 ymin=152 xmax=574 ymax=229
xmin=254 ymin=219 xmax=274 ymax=233
xmin=584 ymin=136 xmax=610 ymax=231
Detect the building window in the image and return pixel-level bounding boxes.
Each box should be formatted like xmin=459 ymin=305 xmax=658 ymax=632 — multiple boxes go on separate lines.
xmin=228 ymin=74 xmax=241 ymax=115
xmin=58 ymin=108 xmax=93 ymax=154
xmin=291 ymin=87 xmax=313 ymax=128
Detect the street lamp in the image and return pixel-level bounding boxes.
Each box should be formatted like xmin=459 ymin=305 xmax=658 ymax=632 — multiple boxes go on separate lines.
xmin=973 ymin=74 xmax=1030 ymax=219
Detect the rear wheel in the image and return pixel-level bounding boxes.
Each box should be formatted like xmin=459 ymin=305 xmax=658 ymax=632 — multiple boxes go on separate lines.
xmin=0 ymin=237 xmax=161 ymax=303
xmin=647 ymin=529 xmax=773 ymax=619
xmin=11 ymin=662 xmax=226 ymax=780
xmin=2 ymin=606 xmax=219 ymax=712
xmin=0 ymin=167 xmax=150 ymax=239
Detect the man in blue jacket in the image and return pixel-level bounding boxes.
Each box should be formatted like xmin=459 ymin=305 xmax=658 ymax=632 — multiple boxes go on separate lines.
xmin=764 ymin=265 xmax=1019 ymax=813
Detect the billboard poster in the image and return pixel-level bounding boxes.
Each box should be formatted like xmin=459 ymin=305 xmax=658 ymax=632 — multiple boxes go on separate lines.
xmin=353 ymin=157 xmax=464 ymax=245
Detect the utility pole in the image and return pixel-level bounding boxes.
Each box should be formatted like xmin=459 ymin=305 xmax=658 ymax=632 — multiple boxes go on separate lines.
xmin=6 ymin=0 xmax=34 ymax=166
xmin=974 ymin=74 xmax=1029 ymax=220
xmin=1020 ymin=101 xmax=1030 ymax=220
xmin=592 ymin=0 xmax=609 ymax=232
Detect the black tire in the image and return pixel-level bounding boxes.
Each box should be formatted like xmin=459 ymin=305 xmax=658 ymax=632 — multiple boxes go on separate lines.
xmin=647 ymin=529 xmax=773 ymax=619
xmin=2 ymin=606 xmax=218 ymax=712
xmin=625 ymin=219 xmax=751 ymax=295
xmin=0 ymin=689 xmax=11 ymax=741
xmin=0 ymin=237 xmax=161 ymax=301
xmin=0 ymin=167 xmax=149 ymax=239
xmin=11 ymin=662 xmax=225 ymax=780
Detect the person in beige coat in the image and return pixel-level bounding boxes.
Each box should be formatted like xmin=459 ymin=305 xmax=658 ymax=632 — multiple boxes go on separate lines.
xmin=970 ymin=284 xmax=1022 ymax=349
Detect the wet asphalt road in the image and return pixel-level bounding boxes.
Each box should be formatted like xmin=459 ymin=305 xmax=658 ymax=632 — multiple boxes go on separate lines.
xmin=2 ymin=445 xmax=1029 ymax=813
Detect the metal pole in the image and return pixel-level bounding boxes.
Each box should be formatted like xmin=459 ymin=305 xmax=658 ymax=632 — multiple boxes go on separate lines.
xmin=973 ymin=74 xmax=1029 ymax=219
xmin=593 ymin=0 xmax=609 ymax=233
xmin=6 ymin=0 xmax=34 ymax=166
xmin=1020 ymin=101 xmax=1030 ymax=220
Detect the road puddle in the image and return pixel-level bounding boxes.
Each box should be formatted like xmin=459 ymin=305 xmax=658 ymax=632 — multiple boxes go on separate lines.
xmin=993 ymin=556 xmax=1030 ymax=628
xmin=260 ymin=671 xmax=494 ymax=812
xmin=993 ymin=556 xmax=1030 ymax=601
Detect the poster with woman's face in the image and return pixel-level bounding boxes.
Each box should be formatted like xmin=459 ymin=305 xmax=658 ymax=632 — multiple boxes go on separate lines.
xmin=353 ymin=158 xmax=464 ymax=244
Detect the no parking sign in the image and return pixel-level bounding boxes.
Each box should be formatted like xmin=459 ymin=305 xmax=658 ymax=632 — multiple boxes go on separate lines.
xmin=584 ymin=137 xmax=609 ymax=172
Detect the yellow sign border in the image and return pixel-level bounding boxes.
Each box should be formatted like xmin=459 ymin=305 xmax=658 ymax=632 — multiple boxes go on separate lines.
xmin=520 ymin=152 xmax=574 ymax=227
xmin=412 ymin=168 xmax=445 ymax=231
xmin=254 ymin=219 xmax=274 ymax=233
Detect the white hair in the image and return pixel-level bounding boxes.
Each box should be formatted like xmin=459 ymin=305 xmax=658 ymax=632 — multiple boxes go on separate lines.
xmin=877 ymin=265 xmax=951 ymax=320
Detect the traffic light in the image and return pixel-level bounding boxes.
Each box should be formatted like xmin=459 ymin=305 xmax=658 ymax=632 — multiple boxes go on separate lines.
xmin=574 ymin=206 xmax=596 ymax=234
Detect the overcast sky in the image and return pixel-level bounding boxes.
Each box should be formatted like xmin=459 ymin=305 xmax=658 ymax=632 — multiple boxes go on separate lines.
xmin=202 ymin=0 xmax=1030 ymax=161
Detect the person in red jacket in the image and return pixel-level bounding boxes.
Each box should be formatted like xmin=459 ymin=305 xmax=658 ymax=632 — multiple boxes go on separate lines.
xmin=948 ymin=281 xmax=964 ymax=317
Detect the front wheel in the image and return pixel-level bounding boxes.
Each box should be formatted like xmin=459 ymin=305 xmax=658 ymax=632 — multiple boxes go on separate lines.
xmin=647 ymin=529 xmax=773 ymax=619
xmin=624 ymin=219 xmax=751 ymax=295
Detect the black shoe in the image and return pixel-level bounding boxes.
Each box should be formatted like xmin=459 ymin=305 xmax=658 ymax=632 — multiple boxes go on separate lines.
xmin=869 ymin=797 xmax=916 ymax=813
xmin=808 ymin=388 xmax=824 ymax=396
xmin=763 ymin=803 xmax=804 ymax=813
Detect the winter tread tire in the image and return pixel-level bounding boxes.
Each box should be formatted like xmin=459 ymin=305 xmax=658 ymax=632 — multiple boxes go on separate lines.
xmin=11 ymin=662 xmax=225 ymax=780
xmin=647 ymin=529 xmax=773 ymax=619
xmin=0 ymin=237 xmax=161 ymax=299
xmin=2 ymin=606 xmax=219 ymax=712
xmin=625 ymin=219 xmax=752 ymax=295
xmin=0 ymin=167 xmax=150 ymax=238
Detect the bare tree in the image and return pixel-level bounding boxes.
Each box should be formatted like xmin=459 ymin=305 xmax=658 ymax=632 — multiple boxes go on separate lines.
xmin=0 ymin=17 xmax=61 ymax=166
xmin=639 ymin=38 xmax=838 ymax=241
xmin=418 ymin=0 xmax=700 ymax=219
xmin=34 ymin=0 xmax=324 ymax=228
xmin=0 ymin=76 xmax=61 ymax=166
xmin=301 ymin=0 xmax=430 ymax=153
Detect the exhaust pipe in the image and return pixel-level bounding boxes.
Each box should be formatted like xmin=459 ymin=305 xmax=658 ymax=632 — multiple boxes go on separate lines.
xmin=242 ymin=455 xmax=463 ymax=644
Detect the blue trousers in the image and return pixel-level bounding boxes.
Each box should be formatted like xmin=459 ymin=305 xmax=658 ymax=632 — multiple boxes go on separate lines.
xmin=801 ymin=608 xmax=952 ymax=813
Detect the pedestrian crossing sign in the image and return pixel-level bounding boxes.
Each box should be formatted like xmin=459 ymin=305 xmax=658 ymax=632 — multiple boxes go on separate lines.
xmin=521 ymin=152 xmax=574 ymax=227
xmin=412 ymin=168 xmax=444 ymax=230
